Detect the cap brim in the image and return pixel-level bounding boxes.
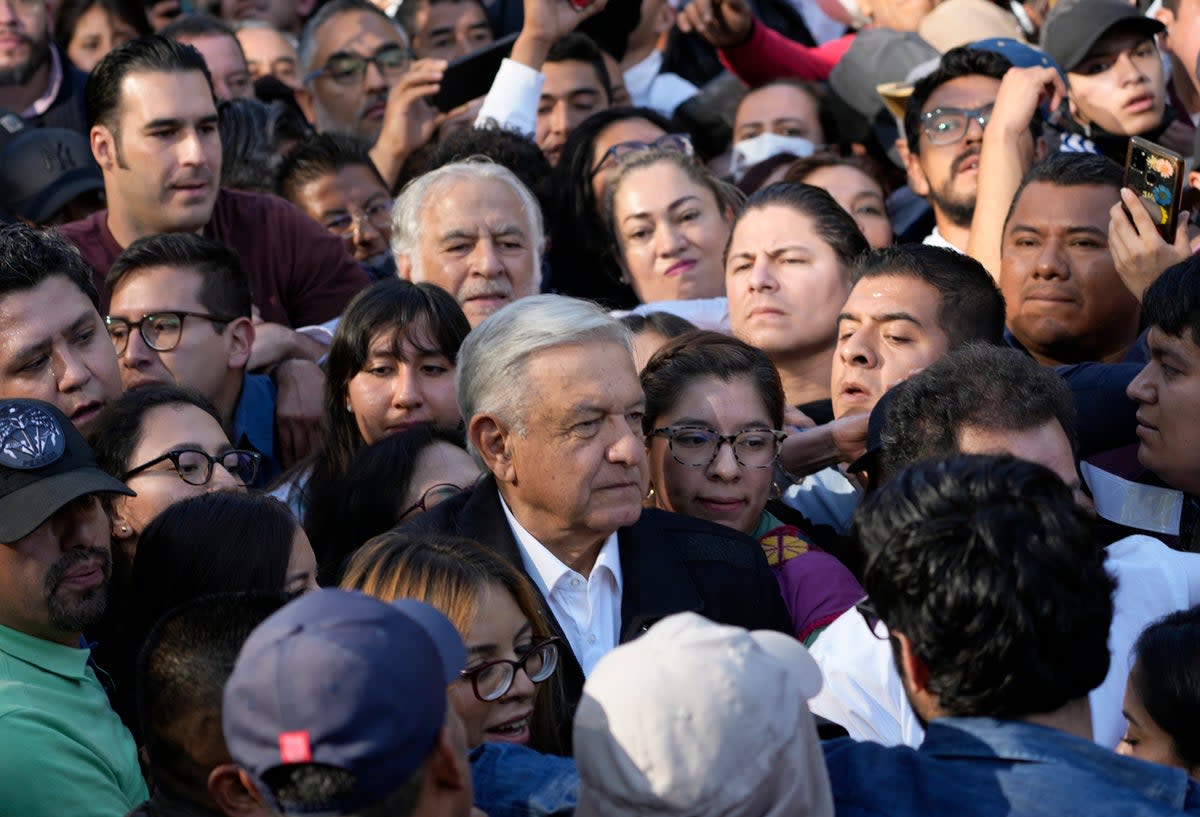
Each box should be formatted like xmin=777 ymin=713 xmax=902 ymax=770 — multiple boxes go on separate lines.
xmin=13 ymin=171 xmax=104 ymax=224
xmin=1062 ymin=17 xmax=1164 ymax=71
xmin=391 ymin=598 xmax=467 ymax=683
xmin=0 ymin=468 xmax=133 ymax=542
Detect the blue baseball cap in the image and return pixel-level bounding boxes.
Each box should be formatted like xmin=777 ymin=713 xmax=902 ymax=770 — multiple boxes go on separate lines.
xmin=223 ymin=590 xmax=466 ymax=816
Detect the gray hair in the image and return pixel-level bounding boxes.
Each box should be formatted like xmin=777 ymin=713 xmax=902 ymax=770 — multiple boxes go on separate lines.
xmin=232 ymin=19 xmax=300 ymax=51
xmin=298 ymin=0 xmax=409 ymax=77
xmin=457 ymin=294 xmax=632 ymax=458
xmin=390 ymin=157 xmax=545 ymax=284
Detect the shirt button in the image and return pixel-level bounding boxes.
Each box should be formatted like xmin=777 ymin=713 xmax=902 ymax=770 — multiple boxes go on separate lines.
xmin=572 ymin=577 xmax=583 ymax=587
xmin=587 ymin=634 xmax=597 ymax=645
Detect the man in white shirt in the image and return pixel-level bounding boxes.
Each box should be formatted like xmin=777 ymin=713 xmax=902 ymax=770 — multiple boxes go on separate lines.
xmin=620 ymin=0 xmax=698 ymax=117
xmin=401 ymin=294 xmax=791 ymax=711
xmin=810 ymin=343 xmax=1200 ymax=749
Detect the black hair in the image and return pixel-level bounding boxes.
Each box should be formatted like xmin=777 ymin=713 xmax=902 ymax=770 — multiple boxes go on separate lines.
xmin=117 ymin=493 xmax=301 ymax=727
xmin=617 ymin=310 xmax=696 ymax=339
xmin=548 ymin=106 xmax=674 ymax=309
xmin=277 ymin=132 xmax=385 ymax=204
xmin=217 ymin=97 xmax=299 ymax=194
xmin=304 ymin=424 xmax=471 ymax=584
xmin=88 ymin=384 xmax=221 ymax=485
xmin=853 ymin=244 xmax=1005 ymax=347
xmin=285 ymin=279 xmax=470 ymax=510
xmin=881 ymin=344 xmax=1077 ymax=478
xmin=904 ymin=47 xmax=1035 ymax=157
xmin=404 ymin=126 xmax=554 ymax=233
xmin=1142 ymin=255 xmax=1200 ymax=347
xmin=855 ymin=454 xmax=1114 ymax=719
xmin=86 ymin=35 xmax=214 ymax=130
xmin=1004 ymin=152 xmax=1124 ymax=234
xmin=159 ymin=13 xmax=241 ymax=44
xmin=0 ymin=223 xmax=99 ymax=308
xmin=735 ymin=182 xmax=869 ymax=270
xmin=136 ymin=591 xmax=289 ymax=801
xmin=784 ymin=151 xmax=893 ymax=198
xmin=546 ymin=32 xmax=612 ymax=106
xmin=107 ymin=232 xmax=253 ymax=319
xmin=641 ymin=330 xmax=785 ymax=431
xmin=736 ymin=78 xmax=836 ymax=146
xmin=54 ymin=0 xmax=151 ymax=60
xmin=1130 ymin=605 xmax=1200 ymax=769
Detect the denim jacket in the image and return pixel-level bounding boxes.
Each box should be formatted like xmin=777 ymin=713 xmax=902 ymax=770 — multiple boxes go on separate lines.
xmin=470 ymin=742 xmax=578 ymax=817
xmin=823 ymin=717 xmax=1200 ymax=816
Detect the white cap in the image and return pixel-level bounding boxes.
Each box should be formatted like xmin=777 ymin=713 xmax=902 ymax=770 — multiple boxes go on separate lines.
xmin=573 ymin=613 xmax=833 ymax=817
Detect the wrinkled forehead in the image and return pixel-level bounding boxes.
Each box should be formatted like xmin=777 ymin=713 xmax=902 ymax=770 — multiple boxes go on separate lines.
xmin=423 ymin=174 xmax=537 ymax=234
xmin=310 ymin=9 xmax=405 ymax=67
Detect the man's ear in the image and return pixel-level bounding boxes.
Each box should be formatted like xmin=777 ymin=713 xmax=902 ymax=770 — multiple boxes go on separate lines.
xmin=469 ymin=413 xmax=515 ymax=484
xmin=396 ymin=254 xmax=413 ymax=281
xmin=894 ymin=631 xmax=931 ymax=694
xmin=91 ymin=124 xmax=117 ymax=171
xmin=1153 ymin=7 xmax=1175 ymax=30
xmin=208 ymin=764 xmax=269 ymax=817
xmin=903 ymin=144 xmax=930 ymax=198
xmin=293 ymin=86 xmax=317 ymax=127
xmin=1033 ymin=133 xmax=1049 ymax=163
xmin=225 ymin=317 xmax=255 ymax=370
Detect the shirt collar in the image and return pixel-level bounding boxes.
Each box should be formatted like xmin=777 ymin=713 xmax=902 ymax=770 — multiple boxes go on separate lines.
xmin=21 ymin=45 xmax=63 ymax=120
xmin=498 ymin=493 xmax=622 ymax=594
xmin=0 ymin=622 xmax=90 ymax=680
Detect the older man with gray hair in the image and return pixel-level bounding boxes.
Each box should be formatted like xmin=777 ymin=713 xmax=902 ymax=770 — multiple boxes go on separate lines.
xmin=392 ymin=159 xmax=544 ymax=327
xmin=402 ymin=294 xmax=792 ymax=717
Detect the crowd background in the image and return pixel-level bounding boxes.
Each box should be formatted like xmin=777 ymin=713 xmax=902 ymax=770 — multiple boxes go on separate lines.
xmin=2 ymin=0 xmax=1200 ymax=814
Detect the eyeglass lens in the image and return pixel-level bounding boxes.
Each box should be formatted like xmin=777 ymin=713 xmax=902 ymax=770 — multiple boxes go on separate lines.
xmin=471 ymin=641 xmax=558 ymax=701
xmin=667 ymin=427 xmax=781 ymax=468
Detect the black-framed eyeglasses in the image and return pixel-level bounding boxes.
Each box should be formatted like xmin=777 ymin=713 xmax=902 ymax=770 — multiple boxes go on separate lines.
xmin=459 ymin=637 xmax=561 ymax=702
xmin=105 ymin=311 xmax=233 ymax=355
xmin=304 ymin=43 xmax=414 ymax=85
xmin=324 ymin=198 xmax=394 ymax=238
xmin=590 ymin=132 xmax=694 ymax=177
xmin=647 ymin=425 xmax=787 ymax=469
xmin=856 ymin=597 xmax=888 ymax=640
xmin=919 ymin=103 xmax=994 ymax=146
xmin=397 ymin=482 xmax=468 ymax=521
xmin=122 ymin=448 xmax=261 ymax=487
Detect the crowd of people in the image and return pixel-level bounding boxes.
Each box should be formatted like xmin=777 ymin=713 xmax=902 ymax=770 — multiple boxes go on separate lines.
xmin=1 ymin=0 xmax=1200 ymax=813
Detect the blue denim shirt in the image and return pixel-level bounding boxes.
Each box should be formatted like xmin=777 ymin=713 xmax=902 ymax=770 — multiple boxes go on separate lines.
xmin=232 ymin=373 xmax=279 ymax=489
xmin=824 ymin=717 xmax=1200 ymax=816
xmin=470 ymin=742 xmax=578 ymax=817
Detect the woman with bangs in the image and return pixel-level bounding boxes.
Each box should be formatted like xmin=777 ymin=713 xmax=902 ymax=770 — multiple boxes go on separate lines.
xmin=341 ymin=532 xmax=579 ymax=817
xmin=271 ymin=279 xmax=470 ymax=538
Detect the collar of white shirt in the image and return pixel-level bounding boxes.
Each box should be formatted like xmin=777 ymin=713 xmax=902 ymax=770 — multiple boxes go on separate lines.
xmin=498 ymin=493 xmax=623 ymax=675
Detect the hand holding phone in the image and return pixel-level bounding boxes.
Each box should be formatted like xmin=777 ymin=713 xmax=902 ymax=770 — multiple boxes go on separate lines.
xmin=1123 ymin=136 xmax=1184 ymax=241
xmin=430 ymin=34 xmax=517 ymax=113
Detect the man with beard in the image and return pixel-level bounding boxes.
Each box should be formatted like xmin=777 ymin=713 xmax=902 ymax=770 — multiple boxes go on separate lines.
xmin=0 ymin=0 xmax=89 ymax=131
xmin=0 ymin=397 xmax=148 ymax=816
xmin=902 ymin=47 xmax=1045 ymax=254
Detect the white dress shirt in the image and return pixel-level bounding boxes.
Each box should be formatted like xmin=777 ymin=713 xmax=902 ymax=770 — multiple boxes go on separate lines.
xmin=474 ymin=58 xmax=543 ymax=138
xmin=622 ymin=50 xmax=699 ymax=117
xmin=499 ymin=495 xmax=623 ymax=677
xmin=809 ymin=535 xmax=1200 ymax=749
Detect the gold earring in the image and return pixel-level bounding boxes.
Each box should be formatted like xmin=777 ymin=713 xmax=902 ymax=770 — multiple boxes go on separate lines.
xmin=645 ymin=485 xmax=656 ymax=501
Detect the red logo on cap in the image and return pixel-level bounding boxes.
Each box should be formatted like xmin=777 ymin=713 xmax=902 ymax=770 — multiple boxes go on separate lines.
xmin=279 ymin=731 xmax=312 ymax=763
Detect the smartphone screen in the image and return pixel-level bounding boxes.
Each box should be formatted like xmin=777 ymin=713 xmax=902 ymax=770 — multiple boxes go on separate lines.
xmin=430 ymin=33 xmax=517 ymax=113
xmin=1124 ymin=137 xmax=1185 ymax=241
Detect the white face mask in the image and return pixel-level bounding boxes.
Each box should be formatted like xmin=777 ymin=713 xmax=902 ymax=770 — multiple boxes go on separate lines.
xmin=729 ymin=133 xmax=816 ymax=181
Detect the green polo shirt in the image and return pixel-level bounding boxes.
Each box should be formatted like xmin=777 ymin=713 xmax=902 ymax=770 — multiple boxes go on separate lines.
xmin=0 ymin=623 xmax=148 ymax=815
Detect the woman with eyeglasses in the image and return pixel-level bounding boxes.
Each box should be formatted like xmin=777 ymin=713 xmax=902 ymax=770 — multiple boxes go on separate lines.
xmin=303 ymin=425 xmax=480 ymax=584
xmin=271 ymin=278 xmax=470 ymax=527
xmin=340 ymin=532 xmax=578 ymax=816
xmin=641 ymin=331 xmax=862 ymax=644
xmin=606 ymin=148 xmax=741 ymax=307
xmin=546 ymin=107 xmax=678 ymax=309
xmin=89 ymin=384 xmax=261 ymax=573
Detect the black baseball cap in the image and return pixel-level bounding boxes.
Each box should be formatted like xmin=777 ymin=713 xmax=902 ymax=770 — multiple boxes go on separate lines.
xmin=1039 ymin=0 xmax=1164 ymax=73
xmin=0 ymin=115 xmax=104 ymax=225
xmin=0 ymin=399 xmax=134 ymax=542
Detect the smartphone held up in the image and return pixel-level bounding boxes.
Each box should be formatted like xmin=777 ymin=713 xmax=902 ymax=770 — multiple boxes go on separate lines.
xmin=1123 ymin=137 xmax=1185 ymax=241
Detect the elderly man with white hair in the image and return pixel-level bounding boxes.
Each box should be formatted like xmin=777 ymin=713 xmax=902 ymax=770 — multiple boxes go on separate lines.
xmin=392 ymin=159 xmax=544 ymax=327
xmin=401 ymin=294 xmax=792 ymax=718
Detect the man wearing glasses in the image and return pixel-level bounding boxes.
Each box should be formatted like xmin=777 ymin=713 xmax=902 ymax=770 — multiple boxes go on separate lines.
xmin=295 ymin=0 xmax=448 ymax=189
xmin=105 ymin=233 xmax=284 ymax=487
xmin=902 ymin=46 xmax=1046 ymax=254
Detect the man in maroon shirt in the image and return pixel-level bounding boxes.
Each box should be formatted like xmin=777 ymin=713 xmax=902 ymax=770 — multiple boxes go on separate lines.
xmin=59 ymin=35 xmax=368 ymax=330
